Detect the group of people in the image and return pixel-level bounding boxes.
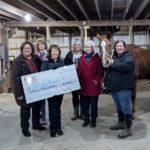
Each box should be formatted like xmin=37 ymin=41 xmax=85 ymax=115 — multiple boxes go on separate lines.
xmin=12 ymin=36 xmax=135 ymax=139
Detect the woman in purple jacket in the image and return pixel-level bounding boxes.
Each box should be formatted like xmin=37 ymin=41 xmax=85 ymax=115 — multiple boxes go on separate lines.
xmin=78 ymin=40 xmax=104 ymax=128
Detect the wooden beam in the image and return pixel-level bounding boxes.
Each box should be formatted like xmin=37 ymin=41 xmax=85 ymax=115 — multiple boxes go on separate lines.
xmin=133 ymin=0 xmax=150 ymax=19
xmin=75 ymin=0 xmax=90 ymax=20
xmin=145 ymin=13 xmax=150 ymax=19
xmin=94 ymin=0 xmax=101 ymax=20
xmin=36 ymin=0 xmax=66 ymax=20
xmin=111 ymin=0 xmax=115 ymax=20
xmin=123 ymin=0 xmax=132 ymax=20
xmin=57 ymin=0 xmax=79 ymax=20
xmin=0 ymin=10 xmax=21 ymax=20
xmin=0 ymin=16 xmax=12 ymax=21
xmin=19 ymin=0 xmax=54 ymax=20
xmin=6 ymin=20 xmax=150 ymax=27
xmin=0 ymin=0 xmax=41 ymax=21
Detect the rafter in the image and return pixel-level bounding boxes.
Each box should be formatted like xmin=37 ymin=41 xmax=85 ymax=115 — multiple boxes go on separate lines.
xmin=75 ymin=0 xmax=90 ymax=20
xmin=0 ymin=15 xmax=12 ymax=21
xmin=19 ymin=0 xmax=54 ymax=20
xmin=111 ymin=0 xmax=115 ymax=20
xmin=36 ymin=0 xmax=66 ymax=20
xmin=0 ymin=0 xmax=41 ymax=20
xmin=145 ymin=13 xmax=150 ymax=19
xmin=57 ymin=0 xmax=78 ymax=20
xmin=133 ymin=0 xmax=150 ymax=19
xmin=94 ymin=0 xmax=101 ymax=20
xmin=0 ymin=10 xmax=21 ymax=20
xmin=123 ymin=0 xmax=132 ymax=20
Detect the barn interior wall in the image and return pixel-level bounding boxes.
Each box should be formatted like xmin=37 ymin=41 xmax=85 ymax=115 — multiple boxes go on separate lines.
xmin=8 ymin=29 xmax=149 ymax=59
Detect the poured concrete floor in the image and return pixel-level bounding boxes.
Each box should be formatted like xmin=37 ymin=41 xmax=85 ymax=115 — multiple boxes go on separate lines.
xmin=0 ymin=92 xmax=150 ymax=150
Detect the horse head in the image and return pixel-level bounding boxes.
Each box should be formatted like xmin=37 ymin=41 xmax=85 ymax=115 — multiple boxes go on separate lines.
xmin=99 ymin=37 xmax=114 ymax=68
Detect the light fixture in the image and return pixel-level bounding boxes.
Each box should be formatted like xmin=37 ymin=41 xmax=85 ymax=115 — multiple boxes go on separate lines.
xmin=24 ymin=14 xmax=31 ymax=22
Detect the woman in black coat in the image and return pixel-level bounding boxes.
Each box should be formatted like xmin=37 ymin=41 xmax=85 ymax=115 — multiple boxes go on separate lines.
xmin=12 ymin=41 xmax=46 ymax=137
xmin=104 ymin=40 xmax=135 ymax=139
xmin=41 ymin=45 xmax=64 ymax=138
xmin=64 ymin=39 xmax=85 ymax=120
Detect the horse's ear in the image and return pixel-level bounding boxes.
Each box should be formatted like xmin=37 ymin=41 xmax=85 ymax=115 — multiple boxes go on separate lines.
xmin=106 ymin=32 xmax=111 ymax=40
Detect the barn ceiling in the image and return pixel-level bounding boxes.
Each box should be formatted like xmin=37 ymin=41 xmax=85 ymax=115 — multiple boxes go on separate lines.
xmin=0 ymin=0 xmax=150 ymax=35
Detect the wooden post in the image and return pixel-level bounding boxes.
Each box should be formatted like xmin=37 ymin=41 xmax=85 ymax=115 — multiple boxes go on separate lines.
xmin=69 ymin=33 xmax=72 ymax=50
xmin=129 ymin=25 xmax=134 ymax=44
xmin=46 ymin=25 xmax=51 ymax=47
xmin=80 ymin=23 xmax=85 ymax=49
xmin=146 ymin=29 xmax=150 ymax=48
xmin=84 ymin=27 xmax=88 ymax=42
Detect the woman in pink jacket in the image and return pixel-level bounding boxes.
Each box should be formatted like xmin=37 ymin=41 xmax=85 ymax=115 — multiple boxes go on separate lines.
xmin=78 ymin=40 xmax=104 ymax=128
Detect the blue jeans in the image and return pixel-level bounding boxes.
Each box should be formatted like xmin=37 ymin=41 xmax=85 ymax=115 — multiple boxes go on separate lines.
xmin=112 ymin=90 xmax=132 ymax=115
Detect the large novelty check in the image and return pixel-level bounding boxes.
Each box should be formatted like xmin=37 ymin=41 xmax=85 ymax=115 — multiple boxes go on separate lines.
xmin=21 ymin=65 xmax=80 ymax=104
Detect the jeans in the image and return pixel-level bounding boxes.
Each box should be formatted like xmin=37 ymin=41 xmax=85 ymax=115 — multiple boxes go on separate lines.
xmin=112 ymin=90 xmax=132 ymax=115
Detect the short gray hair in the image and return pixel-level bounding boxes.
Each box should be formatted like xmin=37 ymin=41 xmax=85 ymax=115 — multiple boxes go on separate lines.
xmin=73 ymin=39 xmax=81 ymax=46
xmin=85 ymin=40 xmax=95 ymax=49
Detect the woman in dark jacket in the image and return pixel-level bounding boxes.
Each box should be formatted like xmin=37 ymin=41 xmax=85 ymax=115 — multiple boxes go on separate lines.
xmin=104 ymin=40 xmax=135 ymax=139
xmin=64 ymin=39 xmax=85 ymax=120
xmin=41 ymin=45 xmax=64 ymax=138
xmin=12 ymin=41 xmax=46 ymax=137
xmin=78 ymin=40 xmax=104 ymax=128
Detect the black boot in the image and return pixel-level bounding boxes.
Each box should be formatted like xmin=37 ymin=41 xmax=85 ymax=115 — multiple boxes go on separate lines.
xmin=82 ymin=117 xmax=90 ymax=127
xmin=56 ymin=129 xmax=63 ymax=136
xmin=71 ymin=106 xmax=79 ymax=121
xmin=50 ymin=130 xmax=56 ymax=137
xmin=110 ymin=111 xmax=125 ymax=130
xmin=22 ymin=130 xmax=31 ymax=137
xmin=118 ymin=114 xmax=132 ymax=139
xmin=90 ymin=118 xmax=96 ymax=128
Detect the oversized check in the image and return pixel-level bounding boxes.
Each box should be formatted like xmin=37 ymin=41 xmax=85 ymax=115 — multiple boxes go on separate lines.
xmin=21 ymin=65 xmax=80 ymax=104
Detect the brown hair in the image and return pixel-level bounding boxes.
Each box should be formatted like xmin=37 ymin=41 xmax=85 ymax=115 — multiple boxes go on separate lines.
xmin=47 ymin=45 xmax=61 ymax=59
xmin=36 ymin=40 xmax=47 ymax=51
xmin=20 ymin=41 xmax=35 ymax=56
xmin=114 ymin=40 xmax=127 ymax=49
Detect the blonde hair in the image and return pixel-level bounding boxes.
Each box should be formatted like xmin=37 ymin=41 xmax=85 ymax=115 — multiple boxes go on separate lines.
xmin=36 ymin=39 xmax=47 ymax=51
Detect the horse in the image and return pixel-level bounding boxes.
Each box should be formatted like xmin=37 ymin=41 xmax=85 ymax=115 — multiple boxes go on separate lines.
xmin=98 ymin=35 xmax=150 ymax=116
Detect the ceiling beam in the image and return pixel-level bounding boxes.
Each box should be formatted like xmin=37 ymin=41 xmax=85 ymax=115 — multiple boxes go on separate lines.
xmin=6 ymin=20 xmax=150 ymax=27
xmin=19 ymin=0 xmax=54 ymax=20
xmin=94 ymin=0 xmax=101 ymax=20
xmin=123 ymin=0 xmax=132 ymax=20
xmin=145 ymin=13 xmax=150 ymax=19
xmin=111 ymin=0 xmax=115 ymax=20
xmin=133 ymin=0 xmax=150 ymax=19
xmin=0 ymin=0 xmax=41 ymax=21
xmin=57 ymin=0 xmax=78 ymax=20
xmin=75 ymin=0 xmax=90 ymax=20
xmin=0 ymin=10 xmax=21 ymax=20
xmin=0 ymin=15 xmax=12 ymax=21
xmin=36 ymin=0 xmax=66 ymax=20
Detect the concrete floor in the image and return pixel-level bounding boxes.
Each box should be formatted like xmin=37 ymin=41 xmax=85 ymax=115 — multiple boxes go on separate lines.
xmin=0 ymin=92 xmax=150 ymax=150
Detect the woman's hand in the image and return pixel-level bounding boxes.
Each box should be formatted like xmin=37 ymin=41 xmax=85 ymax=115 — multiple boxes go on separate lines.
xmin=93 ymin=80 xmax=98 ymax=85
xmin=110 ymin=59 xmax=114 ymax=64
